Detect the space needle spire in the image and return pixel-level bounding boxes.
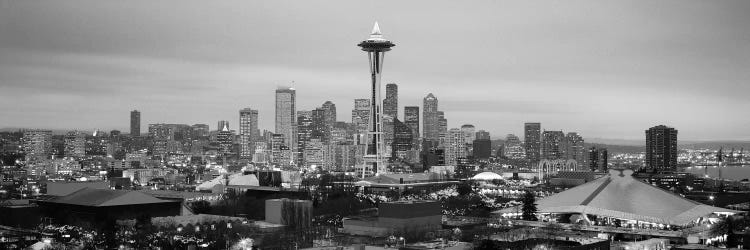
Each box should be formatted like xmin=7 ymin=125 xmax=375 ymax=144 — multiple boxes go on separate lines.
xmin=358 ymin=22 xmax=395 ymax=177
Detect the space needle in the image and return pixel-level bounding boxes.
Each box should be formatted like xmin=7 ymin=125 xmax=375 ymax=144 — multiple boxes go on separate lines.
xmin=358 ymin=22 xmax=395 ymax=177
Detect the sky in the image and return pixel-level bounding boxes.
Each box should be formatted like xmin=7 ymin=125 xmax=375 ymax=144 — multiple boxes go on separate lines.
xmin=1 ymin=0 xmax=749 ymax=141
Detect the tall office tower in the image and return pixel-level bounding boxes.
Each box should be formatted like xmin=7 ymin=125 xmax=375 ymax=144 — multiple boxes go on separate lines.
xmin=503 ymin=134 xmax=526 ymax=159
xmin=392 ymin=118 xmax=413 ymax=160
xmin=23 ymin=130 xmax=53 ymax=161
xmin=461 ymin=124 xmax=476 ymax=145
xmin=542 ymin=130 xmax=565 ymax=160
xmin=216 ymin=123 xmax=234 ymax=156
xmin=191 ymin=124 xmax=209 ymax=138
xmin=352 ymin=98 xmax=371 ymax=138
xmin=437 ymin=111 xmax=448 ymax=146
xmin=404 ymin=106 xmax=420 ymax=138
xmin=130 ymin=110 xmax=141 ymax=136
xmin=270 ymin=133 xmax=287 ymax=166
xmin=383 ymin=83 xmax=398 ymax=119
xmin=422 ymin=93 xmax=439 ymax=143
xmin=588 ymin=147 xmax=608 ymax=172
xmin=322 ymin=101 xmax=337 ymax=140
xmin=310 ymin=108 xmax=326 ymax=140
xmin=461 ymin=124 xmax=475 ymax=157
xmin=444 ymin=128 xmax=467 ymax=166
xmin=473 ymin=138 xmax=492 ymax=160
xmin=217 ymin=120 xmax=230 ymax=132
xmin=239 ymin=108 xmax=259 ymax=159
xmin=275 ymin=87 xmax=297 ymax=156
xmin=476 ymin=130 xmax=491 ymax=140
xmin=64 ymin=131 xmax=86 ymax=158
xmin=383 ymin=115 xmax=395 ymax=151
xmin=524 ymin=123 xmax=541 ymax=162
xmin=563 ymin=132 xmax=586 ymax=169
xmin=296 ymin=111 xmax=313 ymax=166
xmin=358 ymin=22 xmax=395 ymax=176
xmin=646 ymin=125 xmax=678 ymax=172
xmin=303 ymin=138 xmax=325 ymax=168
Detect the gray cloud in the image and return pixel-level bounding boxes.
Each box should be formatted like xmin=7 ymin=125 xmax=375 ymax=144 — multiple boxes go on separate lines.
xmin=1 ymin=0 xmax=749 ymax=140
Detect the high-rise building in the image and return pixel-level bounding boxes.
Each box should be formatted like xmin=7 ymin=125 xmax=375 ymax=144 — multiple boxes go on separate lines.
xmin=130 ymin=110 xmax=141 ymax=136
xmin=275 ymin=87 xmax=297 ymax=155
xmin=309 ymin=108 xmax=325 ymax=141
xmin=646 ymin=125 xmax=678 ymax=172
xmin=352 ymin=98 xmax=370 ymax=140
xmin=473 ymin=139 xmax=492 ymax=160
xmin=191 ymin=124 xmax=209 ymax=138
xmin=461 ymin=124 xmax=476 ymax=145
xmin=404 ymin=106 xmax=420 ymax=139
xmin=296 ymin=111 xmax=313 ymax=166
xmin=444 ymin=128 xmax=466 ymax=166
xmin=322 ymin=101 xmax=337 ymax=141
xmin=476 ymin=130 xmax=491 ymax=140
xmin=437 ymin=111 xmax=448 ymax=146
xmin=563 ymin=132 xmax=586 ymax=169
xmin=423 ymin=94 xmax=439 ymax=143
xmin=216 ymin=123 xmax=234 ymax=156
xmin=64 ymin=131 xmax=86 ymax=158
xmin=358 ymin=22 xmax=395 ymax=176
xmin=383 ymin=83 xmax=398 ymax=119
xmin=461 ymin=124 xmax=476 ymax=157
xmin=524 ymin=123 xmax=541 ymax=162
xmin=392 ymin=118 xmax=413 ymax=160
xmin=23 ymin=130 xmax=53 ymax=161
xmin=503 ymin=134 xmax=526 ymax=159
xmin=588 ymin=147 xmax=608 ymax=172
xmin=239 ymin=108 xmax=259 ymax=159
xmin=542 ymin=130 xmax=565 ymax=160
xmin=217 ymin=120 xmax=230 ymax=131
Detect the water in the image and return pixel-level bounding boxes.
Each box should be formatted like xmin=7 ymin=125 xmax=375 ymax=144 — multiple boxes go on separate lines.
xmin=683 ymin=165 xmax=750 ymax=181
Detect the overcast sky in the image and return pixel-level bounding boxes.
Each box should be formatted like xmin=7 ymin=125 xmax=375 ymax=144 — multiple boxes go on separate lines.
xmin=1 ymin=0 xmax=749 ymax=140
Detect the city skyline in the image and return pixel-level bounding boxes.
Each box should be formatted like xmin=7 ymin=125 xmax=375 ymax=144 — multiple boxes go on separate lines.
xmin=2 ymin=0 xmax=750 ymax=140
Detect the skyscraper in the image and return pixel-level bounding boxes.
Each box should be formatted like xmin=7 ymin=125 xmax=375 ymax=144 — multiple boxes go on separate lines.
xmin=23 ymin=130 xmax=53 ymax=161
xmin=64 ymin=130 xmax=86 ymax=158
xmin=423 ymin=93 xmax=439 ymax=143
xmin=352 ymin=98 xmax=370 ymax=138
xmin=217 ymin=120 xmax=230 ymax=131
xmin=275 ymin=87 xmax=297 ymax=156
xmin=392 ymin=118 xmax=413 ymax=159
xmin=542 ymin=130 xmax=565 ymax=160
xmin=322 ymin=101 xmax=337 ymax=142
xmin=588 ymin=147 xmax=608 ymax=172
xmin=296 ymin=111 xmax=313 ymax=166
xmin=563 ymin=132 xmax=586 ymax=169
xmin=524 ymin=123 xmax=541 ymax=162
xmin=358 ymin=22 xmax=395 ymax=176
xmin=404 ymin=106 xmax=420 ymax=138
xmin=461 ymin=124 xmax=476 ymax=144
xmin=437 ymin=111 xmax=447 ymax=146
xmin=503 ymin=134 xmax=526 ymax=159
xmin=130 ymin=110 xmax=141 ymax=136
xmin=476 ymin=130 xmax=491 ymax=140
xmin=646 ymin=125 xmax=678 ymax=172
xmin=444 ymin=128 xmax=466 ymax=166
xmin=239 ymin=108 xmax=259 ymax=159
xmin=383 ymin=83 xmax=398 ymax=119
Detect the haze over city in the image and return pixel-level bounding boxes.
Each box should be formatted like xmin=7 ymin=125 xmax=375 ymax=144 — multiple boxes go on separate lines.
xmin=1 ymin=0 xmax=749 ymax=140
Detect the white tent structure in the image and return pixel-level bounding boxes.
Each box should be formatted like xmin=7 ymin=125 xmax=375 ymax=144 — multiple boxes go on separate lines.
xmin=495 ymin=169 xmax=739 ymax=227
xmin=471 ymin=172 xmax=504 ymax=181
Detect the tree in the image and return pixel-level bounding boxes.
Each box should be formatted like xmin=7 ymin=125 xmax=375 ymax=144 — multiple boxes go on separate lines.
xmin=521 ymin=190 xmax=538 ymax=221
xmin=190 ymin=200 xmax=211 ymax=214
xmin=457 ymin=182 xmax=473 ymax=196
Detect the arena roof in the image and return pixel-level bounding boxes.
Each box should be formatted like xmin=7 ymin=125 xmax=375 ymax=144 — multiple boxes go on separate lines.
xmin=44 ymin=188 xmax=175 ymax=207
xmin=495 ymin=169 xmax=739 ymax=226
